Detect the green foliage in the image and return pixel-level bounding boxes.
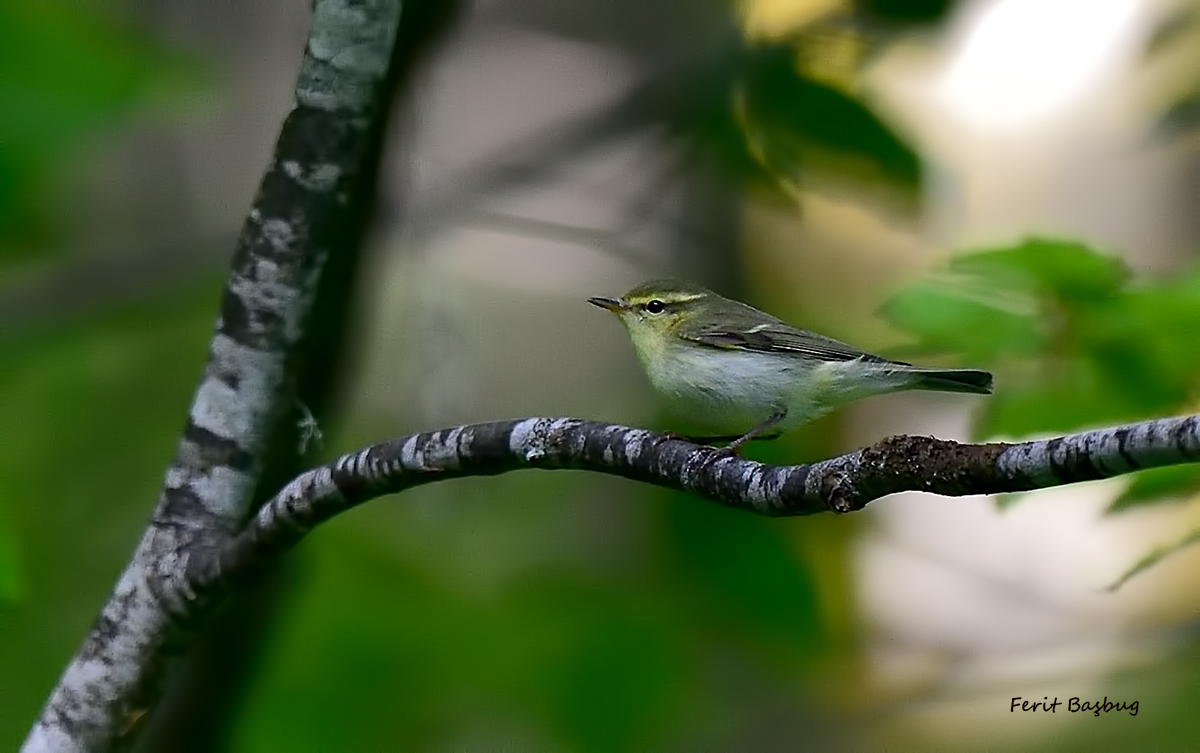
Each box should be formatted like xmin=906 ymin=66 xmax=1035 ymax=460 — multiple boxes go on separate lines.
xmin=1106 ymin=527 xmax=1200 ymax=592
xmin=513 ymin=577 xmax=685 ymax=753
xmin=1143 ymin=2 xmax=1200 ymax=139
xmin=0 ymin=281 xmax=219 ymax=749
xmin=734 ymin=46 xmax=921 ymax=194
xmin=885 ymin=238 xmax=1200 ymax=586
xmin=0 ymin=511 xmax=21 ymax=603
xmin=0 ymin=1 xmax=200 ymax=256
xmin=679 ymin=23 xmax=923 ymax=204
xmin=665 ymin=493 xmax=822 ymax=653
xmin=703 ymin=0 xmax=959 ymax=201
xmin=888 ymin=235 xmax=1200 ymax=582
xmin=1110 ymin=465 xmax=1200 ymax=511
xmin=1157 ymin=92 xmax=1200 ymax=137
xmin=0 ymin=2 xmax=208 ymax=742
xmin=884 ymin=238 xmax=1200 ymax=441
xmin=856 ymin=0 xmax=957 ymax=25
xmin=227 ymin=479 xmax=826 ymax=752
xmin=1143 ymin=4 xmax=1200 ymax=57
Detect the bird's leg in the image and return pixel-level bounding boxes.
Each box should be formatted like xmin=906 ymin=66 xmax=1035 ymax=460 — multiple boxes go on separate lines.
xmin=717 ymin=408 xmax=788 ymax=456
xmin=655 ymin=414 xmax=786 ymax=450
xmin=656 ymin=431 xmax=780 ymax=447
xmin=662 ymin=432 xmax=738 ymax=445
xmin=687 ymin=434 xmax=742 ymax=444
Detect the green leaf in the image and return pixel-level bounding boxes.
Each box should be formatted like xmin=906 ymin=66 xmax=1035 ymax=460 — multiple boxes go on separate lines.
xmin=1110 ymin=466 xmax=1200 ymax=512
xmin=952 ymin=238 xmax=1128 ymax=303
xmin=1114 ymin=271 xmax=1200 ymax=385
xmin=1142 ymin=5 xmax=1200 ymax=58
xmin=856 ymin=0 xmax=957 ymax=25
xmin=888 ymin=240 xmax=1200 ymax=546
xmin=737 ymin=45 xmax=921 ymax=191
xmin=977 ymin=376 xmax=1106 ymax=439
xmin=972 ymin=357 xmax=1179 ymax=439
xmin=880 ymin=280 xmax=1042 ymax=362
xmin=881 ymin=238 xmax=1200 ymax=440
xmin=1107 ymin=528 xmax=1200 ymax=591
xmin=1154 ymin=82 xmax=1200 ymax=138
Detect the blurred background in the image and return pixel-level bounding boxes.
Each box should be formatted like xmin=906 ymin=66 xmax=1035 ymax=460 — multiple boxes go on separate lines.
xmin=4 ymin=0 xmax=1200 ymax=749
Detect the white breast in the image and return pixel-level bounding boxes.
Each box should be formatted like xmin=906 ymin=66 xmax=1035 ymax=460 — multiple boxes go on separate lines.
xmin=636 ymin=340 xmax=904 ymax=435
xmin=641 ymin=343 xmax=808 ymax=433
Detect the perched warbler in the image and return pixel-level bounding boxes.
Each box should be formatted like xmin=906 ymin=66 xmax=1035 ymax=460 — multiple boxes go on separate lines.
xmin=589 ymin=279 xmax=992 ymax=450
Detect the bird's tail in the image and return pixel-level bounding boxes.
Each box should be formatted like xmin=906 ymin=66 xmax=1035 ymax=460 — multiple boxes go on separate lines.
xmin=906 ymin=368 xmax=993 ymax=395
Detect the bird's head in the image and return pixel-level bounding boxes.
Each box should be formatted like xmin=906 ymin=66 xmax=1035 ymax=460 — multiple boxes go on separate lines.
xmin=588 ymin=279 xmax=715 ymax=356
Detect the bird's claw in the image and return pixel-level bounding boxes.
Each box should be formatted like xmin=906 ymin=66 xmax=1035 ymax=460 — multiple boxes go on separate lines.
xmin=653 ymin=431 xmax=690 ymax=446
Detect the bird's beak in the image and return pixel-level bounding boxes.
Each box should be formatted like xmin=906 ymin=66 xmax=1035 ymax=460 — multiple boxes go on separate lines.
xmin=587 ymin=296 xmax=624 ymax=313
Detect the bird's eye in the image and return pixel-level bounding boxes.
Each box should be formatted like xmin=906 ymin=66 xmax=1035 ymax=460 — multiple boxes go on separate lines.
xmin=645 ymin=300 xmax=666 ymax=314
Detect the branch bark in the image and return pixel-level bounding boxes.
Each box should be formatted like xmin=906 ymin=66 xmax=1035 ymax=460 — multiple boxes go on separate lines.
xmin=184 ymin=414 xmax=1200 ymax=603
xmin=22 ymin=2 xmax=404 ymax=751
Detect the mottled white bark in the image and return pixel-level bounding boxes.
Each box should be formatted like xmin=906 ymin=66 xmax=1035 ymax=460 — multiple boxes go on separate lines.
xmin=22 ymin=2 xmax=403 ymax=751
xmin=188 ymin=414 xmax=1200 ymax=596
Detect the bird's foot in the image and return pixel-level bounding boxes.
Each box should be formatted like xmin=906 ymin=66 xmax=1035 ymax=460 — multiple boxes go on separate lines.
xmin=652 ymin=430 xmax=691 ymax=446
xmin=707 ymin=444 xmax=741 ymax=460
xmin=654 ymin=431 xmax=739 ymax=447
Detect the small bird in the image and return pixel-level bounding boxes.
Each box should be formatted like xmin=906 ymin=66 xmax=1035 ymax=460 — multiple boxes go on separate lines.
xmin=589 ymin=279 xmax=992 ymax=451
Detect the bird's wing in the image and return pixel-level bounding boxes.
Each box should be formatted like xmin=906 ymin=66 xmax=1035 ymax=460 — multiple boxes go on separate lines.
xmin=683 ymin=321 xmax=896 ymax=364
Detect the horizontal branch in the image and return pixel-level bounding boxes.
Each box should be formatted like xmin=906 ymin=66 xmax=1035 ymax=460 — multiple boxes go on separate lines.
xmin=186 ymin=413 xmax=1200 ymax=600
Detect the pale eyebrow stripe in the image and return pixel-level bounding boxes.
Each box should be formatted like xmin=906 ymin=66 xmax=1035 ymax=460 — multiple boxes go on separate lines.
xmin=627 ymin=292 xmax=706 ymax=307
xmin=658 ymin=293 xmax=705 ymax=304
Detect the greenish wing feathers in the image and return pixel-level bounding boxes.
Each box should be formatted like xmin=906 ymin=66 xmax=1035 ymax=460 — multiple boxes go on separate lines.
xmin=683 ymin=323 xmax=893 ymax=363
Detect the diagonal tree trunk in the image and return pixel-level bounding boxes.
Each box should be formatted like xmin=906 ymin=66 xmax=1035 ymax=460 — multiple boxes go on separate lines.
xmin=24 ymin=2 xmax=410 ymax=750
